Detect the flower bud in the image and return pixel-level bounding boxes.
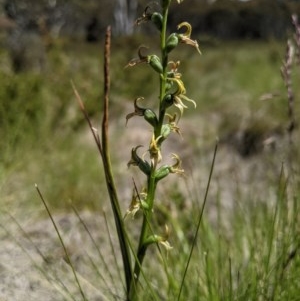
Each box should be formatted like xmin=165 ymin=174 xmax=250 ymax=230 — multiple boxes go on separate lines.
xmin=161 ymin=94 xmax=174 ymax=110
xmin=148 ymin=55 xmax=163 ymax=74
xmin=140 ymin=200 xmax=150 ymax=210
xmin=128 ymin=146 xmax=151 ymax=176
xmin=144 ymin=109 xmax=158 ymax=127
xmin=154 ymin=165 xmax=170 ymax=181
xmin=142 ymin=226 xmax=172 ymax=251
xmin=165 ymin=81 xmax=173 ymax=91
xmin=165 ymin=33 xmax=179 ymax=54
xmin=161 ymin=124 xmax=171 ymax=140
xmin=151 ymin=12 xmax=163 ymax=31
xmin=138 ymin=159 xmax=151 ymax=176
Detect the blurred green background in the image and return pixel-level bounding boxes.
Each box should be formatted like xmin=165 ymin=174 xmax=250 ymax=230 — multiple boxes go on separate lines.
xmin=1 ymin=0 xmax=299 ymax=211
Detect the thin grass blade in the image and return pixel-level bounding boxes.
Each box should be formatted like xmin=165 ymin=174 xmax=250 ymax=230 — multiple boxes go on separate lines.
xmin=177 ymin=140 xmax=218 ymax=301
xmin=35 ymin=184 xmax=88 ymax=301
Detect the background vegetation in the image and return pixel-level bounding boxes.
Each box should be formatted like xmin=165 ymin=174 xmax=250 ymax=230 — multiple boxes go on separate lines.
xmin=0 ymin=0 xmax=300 ymax=300
xmin=2 ymin=0 xmax=300 ymax=41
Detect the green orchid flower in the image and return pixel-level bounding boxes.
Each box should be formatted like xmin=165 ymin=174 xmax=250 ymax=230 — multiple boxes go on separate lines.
xmin=177 ymin=22 xmax=201 ymax=54
xmin=168 ymin=77 xmax=197 ymax=116
xmin=125 ymin=46 xmax=163 ymax=73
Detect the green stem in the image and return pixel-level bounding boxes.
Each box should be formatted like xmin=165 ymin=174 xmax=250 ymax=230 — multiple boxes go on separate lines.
xmin=156 ymin=5 xmax=169 ymax=138
xmin=129 ymin=173 xmax=157 ymax=300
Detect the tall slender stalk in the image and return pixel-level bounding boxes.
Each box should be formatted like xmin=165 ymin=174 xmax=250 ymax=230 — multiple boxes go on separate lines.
xmin=101 ymin=27 xmax=133 ymax=297
xmin=73 ymin=27 xmax=132 ymax=300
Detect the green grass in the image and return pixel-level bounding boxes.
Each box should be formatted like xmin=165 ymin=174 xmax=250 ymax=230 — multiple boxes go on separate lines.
xmin=114 ymin=160 xmax=300 ymax=300
xmin=0 ymin=37 xmax=299 ymax=300
xmin=127 ymin=163 xmax=300 ymax=300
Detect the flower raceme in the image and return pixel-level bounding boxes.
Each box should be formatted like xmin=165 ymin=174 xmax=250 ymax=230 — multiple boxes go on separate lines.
xmin=123 ymin=2 xmax=200 ymax=297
